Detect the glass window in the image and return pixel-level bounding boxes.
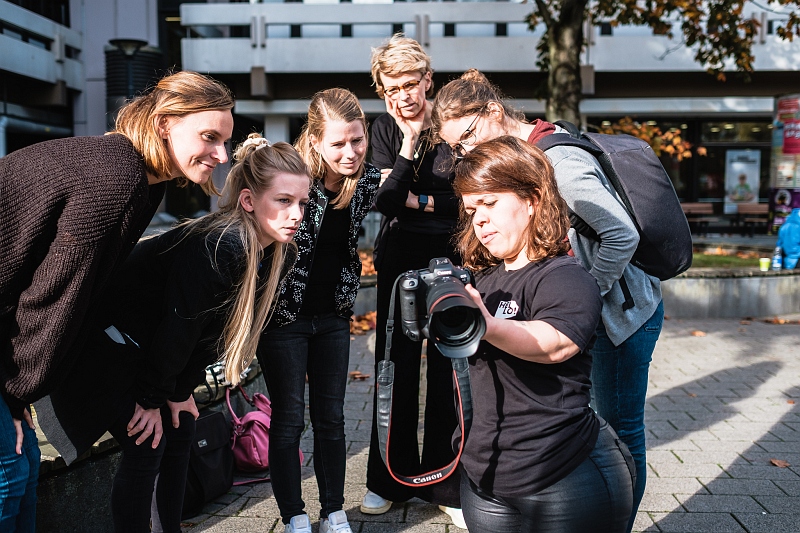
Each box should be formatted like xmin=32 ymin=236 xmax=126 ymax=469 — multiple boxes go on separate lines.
xmin=701 ymin=122 xmax=773 ymax=143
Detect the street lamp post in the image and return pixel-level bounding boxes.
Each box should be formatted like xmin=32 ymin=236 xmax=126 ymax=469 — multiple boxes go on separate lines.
xmin=109 ymin=38 xmax=147 ymax=98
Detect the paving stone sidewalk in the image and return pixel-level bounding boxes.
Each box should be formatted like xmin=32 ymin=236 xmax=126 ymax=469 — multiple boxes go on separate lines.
xmin=182 ymin=313 xmax=800 ymax=533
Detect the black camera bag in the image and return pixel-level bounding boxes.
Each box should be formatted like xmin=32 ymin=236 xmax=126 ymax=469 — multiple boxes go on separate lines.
xmin=181 ymin=409 xmax=234 ymax=519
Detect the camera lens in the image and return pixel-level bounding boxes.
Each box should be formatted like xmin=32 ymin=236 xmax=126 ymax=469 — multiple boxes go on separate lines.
xmin=425 ymin=277 xmax=486 ymax=359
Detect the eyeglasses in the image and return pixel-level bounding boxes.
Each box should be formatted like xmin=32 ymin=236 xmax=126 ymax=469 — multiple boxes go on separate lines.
xmin=383 ymin=78 xmax=422 ymax=99
xmin=452 ymin=109 xmax=485 ymax=160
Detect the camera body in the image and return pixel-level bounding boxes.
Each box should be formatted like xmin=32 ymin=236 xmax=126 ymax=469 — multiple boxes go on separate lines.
xmin=398 ymin=258 xmax=486 ymax=359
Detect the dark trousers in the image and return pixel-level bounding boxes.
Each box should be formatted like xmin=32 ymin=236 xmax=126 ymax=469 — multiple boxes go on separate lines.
xmin=366 ymin=227 xmax=462 ymax=507
xmin=461 ymin=421 xmax=634 ymax=533
xmin=258 ymin=313 xmax=350 ymax=523
xmin=108 ymin=398 xmax=196 ymax=533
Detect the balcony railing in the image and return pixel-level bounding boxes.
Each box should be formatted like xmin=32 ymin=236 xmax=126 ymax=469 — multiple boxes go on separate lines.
xmin=0 ymin=0 xmax=83 ymax=89
xmin=180 ymin=1 xmax=797 ymax=75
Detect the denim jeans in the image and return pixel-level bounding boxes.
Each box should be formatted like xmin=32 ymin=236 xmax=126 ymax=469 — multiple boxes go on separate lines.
xmin=461 ymin=420 xmax=633 ymax=533
xmin=107 ymin=398 xmax=196 ymax=533
xmin=0 ymin=397 xmax=39 ymax=533
xmin=258 ymin=313 xmax=350 ymax=523
xmin=591 ymin=301 xmax=664 ymax=533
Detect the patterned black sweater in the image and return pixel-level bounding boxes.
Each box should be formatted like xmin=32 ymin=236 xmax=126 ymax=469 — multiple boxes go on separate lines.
xmin=0 ymin=134 xmax=165 ymax=417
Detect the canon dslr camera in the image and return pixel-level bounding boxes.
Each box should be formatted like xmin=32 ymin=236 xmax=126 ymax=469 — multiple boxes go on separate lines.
xmin=398 ymin=258 xmax=486 ymax=359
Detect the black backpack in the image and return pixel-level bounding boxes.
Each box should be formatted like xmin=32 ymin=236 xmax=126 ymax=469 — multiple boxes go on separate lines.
xmin=537 ymin=120 xmax=693 ymax=282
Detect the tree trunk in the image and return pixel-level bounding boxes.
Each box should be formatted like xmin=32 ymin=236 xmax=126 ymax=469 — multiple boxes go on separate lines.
xmin=545 ymin=0 xmax=587 ymax=124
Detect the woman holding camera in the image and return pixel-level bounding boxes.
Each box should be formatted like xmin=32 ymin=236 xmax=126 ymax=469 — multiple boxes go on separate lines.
xmin=257 ymin=88 xmax=380 ymax=533
xmin=433 ymin=70 xmax=663 ymax=532
xmin=452 ymin=136 xmax=633 ymax=533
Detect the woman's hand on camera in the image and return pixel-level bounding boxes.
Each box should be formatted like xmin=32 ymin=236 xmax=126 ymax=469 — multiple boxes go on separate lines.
xmin=466 ymin=284 xmax=580 ymax=364
xmin=167 ymin=396 xmax=199 ymax=429
xmin=465 ymin=284 xmax=493 ymax=328
xmin=127 ymin=403 xmax=163 ymax=448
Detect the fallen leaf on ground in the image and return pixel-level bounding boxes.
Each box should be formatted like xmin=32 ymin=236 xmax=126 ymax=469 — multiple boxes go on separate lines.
xmin=687 ymin=392 xmax=697 ymax=397
xmin=764 ymin=317 xmax=800 ymax=325
xmin=788 ymin=400 xmax=796 ymax=405
xmin=350 ymin=311 xmax=377 ymax=335
xmin=690 ymin=330 xmax=706 ymax=337
xmin=740 ymin=320 xmax=751 ymax=325
xmin=770 ymin=458 xmax=791 ymax=468
xmin=349 ymin=371 xmax=371 ymax=381
xmin=359 ymin=250 xmax=376 ymax=276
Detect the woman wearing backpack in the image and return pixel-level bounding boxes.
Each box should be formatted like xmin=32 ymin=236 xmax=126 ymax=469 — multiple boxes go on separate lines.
xmin=432 ymin=69 xmax=663 ymax=533
xmin=39 ymin=135 xmax=310 ymax=533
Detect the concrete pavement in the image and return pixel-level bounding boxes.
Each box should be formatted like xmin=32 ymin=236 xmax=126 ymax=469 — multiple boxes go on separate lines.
xmin=182 ymin=313 xmax=800 ymax=533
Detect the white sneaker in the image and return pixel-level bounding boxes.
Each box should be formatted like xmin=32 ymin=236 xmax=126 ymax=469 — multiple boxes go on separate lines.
xmin=359 ymin=490 xmax=392 ymax=514
xmin=439 ymin=505 xmax=468 ymax=529
xmin=320 ymin=510 xmax=353 ymax=533
xmin=284 ymin=514 xmax=311 ymax=533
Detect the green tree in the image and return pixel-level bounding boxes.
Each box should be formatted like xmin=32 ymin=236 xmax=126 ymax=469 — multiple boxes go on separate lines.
xmin=527 ymin=0 xmax=800 ymax=123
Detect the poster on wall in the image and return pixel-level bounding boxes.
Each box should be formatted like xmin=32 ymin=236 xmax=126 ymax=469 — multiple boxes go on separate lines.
xmin=724 ymin=149 xmax=760 ymax=214
xmin=769 ymin=95 xmax=800 ymax=231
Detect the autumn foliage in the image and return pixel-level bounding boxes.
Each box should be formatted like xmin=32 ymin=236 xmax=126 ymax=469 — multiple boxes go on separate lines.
xmin=595 ymin=117 xmax=705 ymax=162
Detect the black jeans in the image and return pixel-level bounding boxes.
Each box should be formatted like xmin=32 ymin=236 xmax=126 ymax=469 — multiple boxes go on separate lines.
xmin=108 ymin=398 xmax=196 ymax=533
xmin=259 ymin=312 xmax=350 ymax=523
xmin=461 ymin=421 xmax=634 ymax=533
xmin=366 ymin=227 xmax=462 ymax=507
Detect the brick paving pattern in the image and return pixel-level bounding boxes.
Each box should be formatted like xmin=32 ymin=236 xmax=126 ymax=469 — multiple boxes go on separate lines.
xmin=182 ymin=313 xmax=800 ymax=532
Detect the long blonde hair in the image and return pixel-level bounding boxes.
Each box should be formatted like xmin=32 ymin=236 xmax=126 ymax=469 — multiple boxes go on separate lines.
xmin=112 ymin=70 xmax=234 ymax=195
xmin=183 ymin=133 xmax=310 ymax=384
xmin=295 ymin=88 xmax=367 ymax=209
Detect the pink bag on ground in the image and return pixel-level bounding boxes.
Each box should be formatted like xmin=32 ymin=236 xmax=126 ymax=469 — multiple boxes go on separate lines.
xmin=226 ymin=386 xmax=303 ymax=472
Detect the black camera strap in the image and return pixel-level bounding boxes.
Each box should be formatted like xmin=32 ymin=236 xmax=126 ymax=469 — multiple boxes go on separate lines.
xmin=376 ymin=274 xmax=473 ymax=487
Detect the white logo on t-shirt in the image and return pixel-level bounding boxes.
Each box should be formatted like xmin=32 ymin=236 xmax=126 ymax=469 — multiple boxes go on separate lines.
xmin=494 ymin=300 xmax=519 ymax=319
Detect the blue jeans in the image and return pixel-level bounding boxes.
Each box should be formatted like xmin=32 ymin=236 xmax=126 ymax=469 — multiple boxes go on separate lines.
xmin=461 ymin=420 xmax=633 ymax=533
xmin=0 ymin=397 xmax=39 ymax=533
xmin=258 ymin=313 xmax=350 ymax=523
xmin=591 ymin=301 xmax=664 ymax=533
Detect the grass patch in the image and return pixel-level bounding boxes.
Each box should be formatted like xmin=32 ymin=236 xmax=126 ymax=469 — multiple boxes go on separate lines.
xmin=691 ymin=252 xmax=760 ymax=268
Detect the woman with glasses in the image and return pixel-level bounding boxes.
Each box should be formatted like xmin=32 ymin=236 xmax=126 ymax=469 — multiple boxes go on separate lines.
xmin=362 ymin=34 xmax=465 ymax=529
xmin=453 ymin=135 xmax=633 ymax=533
xmin=432 ymin=69 xmax=663 ymax=533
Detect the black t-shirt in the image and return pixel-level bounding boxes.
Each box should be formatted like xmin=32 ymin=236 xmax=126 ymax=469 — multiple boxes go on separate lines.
xmin=300 ymin=188 xmax=352 ymax=315
xmin=459 ymin=255 xmax=603 ymax=498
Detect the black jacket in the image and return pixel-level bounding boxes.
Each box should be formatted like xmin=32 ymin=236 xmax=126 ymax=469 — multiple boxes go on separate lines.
xmin=37 ymin=223 xmax=295 ymax=464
